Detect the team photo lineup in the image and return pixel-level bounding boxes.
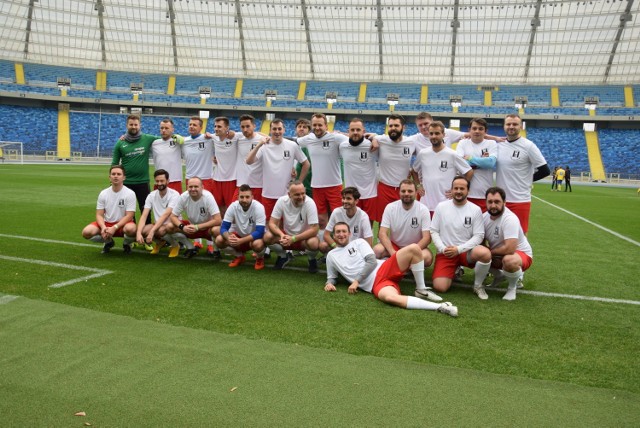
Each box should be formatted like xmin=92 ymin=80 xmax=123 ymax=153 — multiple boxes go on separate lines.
xmin=83 ymin=111 xmax=550 ymax=317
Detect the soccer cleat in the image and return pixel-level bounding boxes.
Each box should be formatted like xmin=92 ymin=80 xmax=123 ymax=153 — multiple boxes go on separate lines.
xmin=516 ymin=275 xmax=525 ymax=289
xmin=168 ymin=244 xmax=180 ymax=258
xmin=144 ymin=243 xmax=154 ymax=251
xmin=273 ymin=254 xmax=293 ymax=270
xmin=437 ymin=302 xmax=459 ymax=318
xmin=206 ymin=244 xmax=214 ymax=255
xmin=211 ymin=250 xmax=222 ymax=260
xmin=473 ymin=286 xmax=489 ymax=300
xmin=150 ymin=240 xmax=167 ymax=255
xmin=101 ymin=240 xmax=115 ymax=254
xmin=254 ymin=257 xmax=265 ymax=270
xmin=414 ymin=287 xmax=443 ymax=302
xmin=308 ymin=258 xmax=318 ymax=274
xmin=194 ymin=241 xmax=203 ymax=249
xmin=503 ymin=288 xmax=517 ymax=301
xmin=123 ymin=243 xmax=132 ymax=254
xmin=183 ymin=248 xmax=198 ymax=259
xmin=454 ymin=266 xmax=465 ymax=280
xmin=228 ymin=255 xmax=246 ymax=268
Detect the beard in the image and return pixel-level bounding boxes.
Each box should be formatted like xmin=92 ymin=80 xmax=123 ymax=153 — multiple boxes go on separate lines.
xmin=388 ymin=130 xmax=402 ymax=141
xmin=156 ymin=184 xmax=167 ymax=191
xmin=349 ymin=137 xmax=364 ymax=146
xmin=489 ymin=206 xmax=505 ymax=217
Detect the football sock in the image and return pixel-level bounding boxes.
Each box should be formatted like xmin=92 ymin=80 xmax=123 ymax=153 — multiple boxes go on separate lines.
xmin=406 ymin=296 xmax=439 ymax=310
xmin=410 ymin=261 xmax=426 ymax=289
xmin=474 ymin=261 xmax=491 ymax=287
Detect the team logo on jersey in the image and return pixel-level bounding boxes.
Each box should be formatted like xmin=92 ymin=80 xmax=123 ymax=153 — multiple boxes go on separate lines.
xmin=493 ymin=226 xmax=500 ymax=237
xmin=169 ymin=139 xmax=176 ymax=148
xmin=118 ymin=199 xmax=125 ymax=207
xmin=251 ymin=143 xmax=258 ymax=150
xmin=322 ymin=141 xmax=330 ymax=150
xmin=353 ymin=225 xmax=359 ymax=234
xmin=403 ymin=147 xmax=411 ymax=158
xmin=481 ymin=148 xmax=488 ymax=156
xmin=464 ymin=216 xmax=472 ymax=227
xmin=299 ymin=213 xmax=304 ymax=223
xmin=283 ymin=150 xmax=291 ymax=160
xmin=198 ymin=142 xmax=205 ymax=151
xmin=511 ymin=150 xmax=520 ymax=159
xmin=360 ymin=152 xmax=368 ymax=162
xmin=348 ymin=247 xmax=357 ymax=256
xmin=249 ymin=216 xmax=255 ymax=225
xmin=225 ymin=139 xmax=233 ymax=148
xmin=200 ymin=207 xmax=206 ymax=216
xmin=411 ymin=217 xmax=419 ymax=228
xmin=439 ymin=161 xmax=449 ymax=172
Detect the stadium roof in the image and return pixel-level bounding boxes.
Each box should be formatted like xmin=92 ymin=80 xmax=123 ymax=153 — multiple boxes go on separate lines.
xmin=0 ymin=0 xmax=639 ymax=85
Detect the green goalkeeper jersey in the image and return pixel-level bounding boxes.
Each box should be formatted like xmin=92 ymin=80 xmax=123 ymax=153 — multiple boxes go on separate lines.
xmin=111 ymin=134 xmax=158 ymax=185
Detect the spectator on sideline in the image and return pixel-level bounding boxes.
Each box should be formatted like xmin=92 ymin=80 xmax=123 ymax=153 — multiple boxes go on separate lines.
xmin=565 ymin=165 xmax=572 ymax=192
xmin=82 ymin=165 xmax=136 ymax=254
xmin=324 ymin=222 xmax=457 ymax=317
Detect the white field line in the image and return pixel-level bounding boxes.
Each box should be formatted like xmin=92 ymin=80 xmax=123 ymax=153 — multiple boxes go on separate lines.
xmin=1 ymin=233 xmax=639 ymax=305
xmin=532 ymin=195 xmax=640 ymax=247
xmin=0 ymin=255 xmax=113 ymax=288
xmin=0 ymin=294 xmax=19 ymax=304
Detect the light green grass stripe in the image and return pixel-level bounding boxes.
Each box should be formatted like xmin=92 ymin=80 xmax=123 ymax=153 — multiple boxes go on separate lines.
xmin=1 ymin=297 xmax=638 ymax=427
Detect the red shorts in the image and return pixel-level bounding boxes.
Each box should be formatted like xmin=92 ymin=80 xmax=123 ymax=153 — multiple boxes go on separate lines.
xmin=200 ymin=178 xmax=215 ymax=195
xmin=155 ymin=181 xmax=183 ymax=194
xmin=492 ymin=251 xmax=533 ymax=272
xmin=90 ymin=221 xmax=134 ymax=238
xmin=372 ymin=253 xmax=405 ymax=298
xmin=358 ymin=197 xmax=377 ymax=222
xmin=432 ymin=251 xmax=474 ymax=279
xmin=312 ymin=185 xmax=343 ymax=215
xmin=468 ymin=197 xmax=487 ymax=213
xmin=376 ymin=182 xmax=401 ymax=222
xmin=228 ymin=232 xmax=253 ymax=253
xmin=282 ymin=240 xmax=306 ymax=251
xmin=213 ymin=179 xmax=237 ymax=207
xmin=180 ymin=220 xmax=212 ymax=239
xmin=233 ymin=186 xmax=262 ymax=204
xmin=506 ymin=202 xmax=531 ymax=234
xmin=261 ymin=197 xmax=278 ymax=221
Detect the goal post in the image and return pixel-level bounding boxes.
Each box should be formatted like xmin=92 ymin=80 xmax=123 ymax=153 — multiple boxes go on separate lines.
xmin=0 ymin=141 xmax=24 ymax=164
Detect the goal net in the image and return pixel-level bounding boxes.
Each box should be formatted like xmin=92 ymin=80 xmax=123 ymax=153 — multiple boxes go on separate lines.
xmin=0 ymin=141 xmax=24 ymax=164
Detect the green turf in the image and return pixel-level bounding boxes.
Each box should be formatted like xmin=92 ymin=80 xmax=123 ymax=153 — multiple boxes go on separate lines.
xmin=1 ymin=165 xmax=639 ymax=425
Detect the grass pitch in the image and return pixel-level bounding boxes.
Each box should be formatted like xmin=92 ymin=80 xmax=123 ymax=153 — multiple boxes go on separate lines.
xmin=0 ymin=164 xmax=639 ymax=426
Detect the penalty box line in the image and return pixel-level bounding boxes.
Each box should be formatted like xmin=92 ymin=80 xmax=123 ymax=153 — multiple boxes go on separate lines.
xmin=0 ymin=255 xmax=113 ymax=289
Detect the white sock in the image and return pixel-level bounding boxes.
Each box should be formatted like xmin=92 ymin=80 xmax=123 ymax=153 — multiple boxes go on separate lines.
xmin=163 ymin=234 xmax=177 ymax=246
xmin=504 ymin=268 xmax=522 ymax=289
xmin=270 ymin=244 xmax=285 ymax=258
xmin=89 ymin=235 xmax=104 ymax=243
xmin=410 ymin=261 xmax=426 ymax=289
xmin=474 ymin=261 xmax=491 ymax=287
xmin=173 ymin=233 xmax=193 ymax=249
xmin=406 ymin=296 xmax=439 ymax=310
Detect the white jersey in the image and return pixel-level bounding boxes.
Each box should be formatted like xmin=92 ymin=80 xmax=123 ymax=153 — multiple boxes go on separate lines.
xmin=182 ymin=134 xmax=214 ymax=180
xmin=143 ymin=188 xmax=180 ymax=224
xmin=412 ymin=146 xmax=472 ymax=211
xmin=151 ymin=138 xmax=183 ymax=184
xmin=298 ymin=132 xmax=345 ymax=188
xmin=483 ymin=207 xmax=533 ymax=257
xmin=456 ymin=139 xmax=498 ymax=199
xmin=496 ymin=137 xmax=547 ymax=203
xmin=430 ymin=200 xmax=484 ymax=254
xmin=380 ymin=200 xmax=431 ymax=247
xmin=212 ymin=135 xmax=237 ymax=182
xmin=339 ymin=139 xmax=378 ymax=199
xmin=411 ymin=128 xmax=465 ymax=153
xmin=271 ymin=195 xmax=319 ymax=235
xmin=96 ymin=185 xmax=136 ymax=223
xmin=377 ymin=135 xmax=415 ymax=187
xmin=172 ymin=190 xmax=220 ymax=224
xmin=257 ymin=139 xmax=307 ymax=199
xmin=326 ymin=207 xmax=373 ymax=241
xmin=235 ymin=133 xmax=263 ymax=188
xmin=326 ymin=238 xmax=382 ymax=293
xmin=223 ymin=199 xmax=266 ymax=237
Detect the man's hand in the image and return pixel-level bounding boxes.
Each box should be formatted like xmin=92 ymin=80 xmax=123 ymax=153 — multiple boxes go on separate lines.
xmin=370 ymin=138 xmax=379 ymax=152
xmin=279 ymin=234 xmax=294 ymax=247
xmin=324 ymin=283 xmax=337 ymax=292
xmin=443 ymin=245 xmax=459 ymax=258
xmin=136 ymin=232 xmax=144 ymax=245
xmin=228 ymin=234 xmax=240 ymax=247
xmin=348 ymin=281 xmax=360 ymax=294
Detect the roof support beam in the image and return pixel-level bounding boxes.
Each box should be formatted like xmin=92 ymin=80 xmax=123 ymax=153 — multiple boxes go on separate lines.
xmin=234 ymin=0 xmax=247 ymax=74
xmin=523 ymin=0 xmax=543 ymax=80
xmin=167 ymin=0 xmax=179 ymax=70
xmin=300 ymin=0 xmax=314 ymax=78
xmin=449 ymin=0 xmax=460 ymax=82
xmin=376 ymin=0 xmax=383 ymax=79
xmin=96 ymin=0 xmax=107 ymax=64
xmin=23 ymin=0 xmax=37 ymax=58
xmin=604 ymin=0 xmax=634 ymax=83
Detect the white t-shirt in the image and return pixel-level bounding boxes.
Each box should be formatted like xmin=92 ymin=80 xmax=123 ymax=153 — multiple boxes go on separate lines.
xmin=151 ymin=138 xmax=183 ymax=184
xmin=376 ymin=135 xmax=415 ymax=187
xmin=380 ymin=200 xmax=431 ymax=247
xmin=326 ymin=238 xmax=382 ymax=293
xmin=298 ymin=132 xmax=345 ymax=188
xmin=483 ymin=207 xmax=533 ymax=257
xmin=256 ymin=139 xmax=307 ymax=199
xmin=271 ymin=195 xmax=319 ymax=235
xmin=326 ymin=207 xmax=373 ymax=241
xmin=430 ymin=200 xmax=484 ymax=254
xmin=182 ymin=134 xmax=214 ymax=180
xmin=212 ymin=135 xmax=238 ymax=182
xmin=411 ymin=128 xmax=465 ymax=153
xmin=172 ymin=190 xmax=220 ymax=224
xmin=235 ymin=133 xmax=263 ymax=188
xmin=223 ymin=199 xmax=266 ymax=237
xmin=495 ymin=137 xmax=547 ymax=203
xmin=144 ymin=188 xmax=180 ymax=224
xmin=339 ymin=139 xmax=378 ymax=199
xmin=96 ymin=185 xmax=137 ymax=223
xmin=456 ymin=139 xmax=498 ymax=199
xmin=412 ymin=146 xmax=472 ymax=211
